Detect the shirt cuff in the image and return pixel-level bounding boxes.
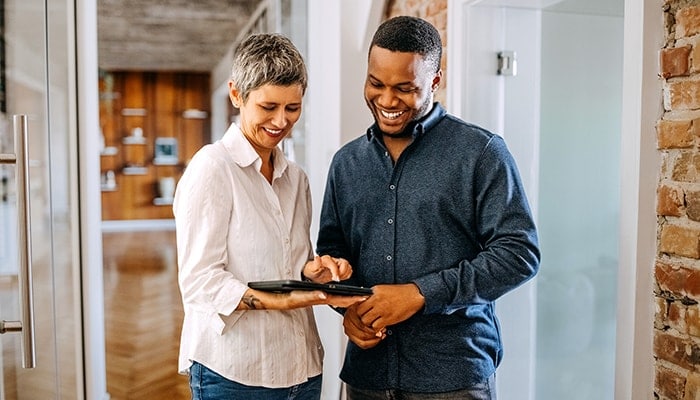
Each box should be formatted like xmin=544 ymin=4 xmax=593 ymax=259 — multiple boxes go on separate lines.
xmin=412 ymin=275 xmax=449 ymax=314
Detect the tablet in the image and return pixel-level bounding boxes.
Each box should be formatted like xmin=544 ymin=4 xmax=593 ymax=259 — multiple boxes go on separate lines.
xmin=248 ymin=279 xmax=373 ymax=296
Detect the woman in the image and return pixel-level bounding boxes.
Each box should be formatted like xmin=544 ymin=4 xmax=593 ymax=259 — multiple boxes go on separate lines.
xmin=173 ymin=33 xmax=364 ymax=400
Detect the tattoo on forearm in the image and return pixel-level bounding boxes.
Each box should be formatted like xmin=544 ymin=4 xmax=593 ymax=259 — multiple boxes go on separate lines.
xmin=242 ymin=295 xmax=265 ymax=309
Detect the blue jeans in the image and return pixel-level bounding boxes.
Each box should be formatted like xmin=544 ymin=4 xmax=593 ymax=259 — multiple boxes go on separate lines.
xmin=346 ymin=374 xmax=496 ymax=400
xmin=189 ymin=361 xmax=323 ymax=400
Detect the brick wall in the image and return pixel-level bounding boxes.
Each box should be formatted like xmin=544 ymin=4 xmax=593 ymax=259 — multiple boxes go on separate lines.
xmin=384 ymin=0 xmax=448 ymax=105
xmin=657 ymin=1 xmax=700 ymax=399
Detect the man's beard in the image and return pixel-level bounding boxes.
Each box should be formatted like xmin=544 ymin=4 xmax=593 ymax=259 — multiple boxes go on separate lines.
xmin=375 ymin=99 xmax=432 ymax=139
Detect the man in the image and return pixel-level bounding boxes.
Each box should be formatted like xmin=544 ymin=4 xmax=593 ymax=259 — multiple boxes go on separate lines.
xmin=316 ymin=16 xmax=540 ymax=400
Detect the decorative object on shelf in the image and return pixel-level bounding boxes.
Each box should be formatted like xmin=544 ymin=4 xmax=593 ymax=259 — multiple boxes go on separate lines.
xmin=123 ymin=126 xmax=146 ymax=144
xmin=101 ymin=170 xmax=117 ymax=191
xmin=99 ymin=128 xmax=106 ymax=152
xmin=154 ymin=176 xmax=176 ymax=206
xmin=153 ymin=137 xmax=178 ymax=165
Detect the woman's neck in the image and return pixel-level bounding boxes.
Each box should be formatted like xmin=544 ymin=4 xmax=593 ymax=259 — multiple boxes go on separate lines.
xmin=259 ymin=151 xmax=274 ymax=184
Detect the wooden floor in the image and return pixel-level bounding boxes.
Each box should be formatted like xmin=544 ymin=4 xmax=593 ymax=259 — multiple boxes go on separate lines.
xmin=103 ymin=230 xmax=190 ymax=400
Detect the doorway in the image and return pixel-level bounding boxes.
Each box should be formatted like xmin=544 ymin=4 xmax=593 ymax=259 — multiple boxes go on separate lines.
xmin=0 ymin=0 xmax=84 ymax=397
xmin=452 ymin=0 xmax=624 ymax=398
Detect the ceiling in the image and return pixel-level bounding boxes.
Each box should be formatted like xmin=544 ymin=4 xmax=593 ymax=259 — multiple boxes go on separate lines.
xmin=97 ymin=0 xmax=623 ymax=72
xmin=97 ymin=0 xmax=264 ymax=72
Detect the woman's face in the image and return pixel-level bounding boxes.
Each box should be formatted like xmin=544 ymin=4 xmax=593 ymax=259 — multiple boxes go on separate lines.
xmin=230 ymin=82 xmax=303 ymax=157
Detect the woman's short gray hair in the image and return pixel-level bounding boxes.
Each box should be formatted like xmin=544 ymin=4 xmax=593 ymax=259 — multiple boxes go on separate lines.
xmin=230 ymin=33 xmax=307 ymax=104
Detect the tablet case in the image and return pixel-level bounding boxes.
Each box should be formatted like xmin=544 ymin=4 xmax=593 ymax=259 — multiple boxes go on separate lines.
xmin=248 ymin=279 xmax=373 ymax=296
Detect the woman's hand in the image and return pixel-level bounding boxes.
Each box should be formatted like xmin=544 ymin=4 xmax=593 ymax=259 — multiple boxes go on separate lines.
xmin=238 ymin=288 xmax=367 ymax=310
xmin=302 ymin=255 xmax=352 ymax=283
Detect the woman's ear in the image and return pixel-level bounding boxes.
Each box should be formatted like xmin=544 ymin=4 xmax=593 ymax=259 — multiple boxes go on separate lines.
xmin=229 ymin=80 xmax=242 ymax=108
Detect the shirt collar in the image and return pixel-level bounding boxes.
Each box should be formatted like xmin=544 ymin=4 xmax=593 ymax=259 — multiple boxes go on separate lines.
xmin=365 ymin=102 xmax=447 ymax=141
xmin=220 ymin=123 xmax=289 ymax=179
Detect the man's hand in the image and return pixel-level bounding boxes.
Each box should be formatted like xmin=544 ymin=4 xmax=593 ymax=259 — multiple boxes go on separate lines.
xmin=303 ymin=255 xmax=352 ymax=283
xmin=342 ymin=284 xmax=424 ymax=349
xmin=355 ymin=284 xmax=425 ymax=332
xmin=343 ymin=303 xmax=386 ymax=349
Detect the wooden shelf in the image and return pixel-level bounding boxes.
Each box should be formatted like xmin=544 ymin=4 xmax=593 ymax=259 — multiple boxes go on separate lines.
xmin=100 ymin=146 xmax=118 ymax=156
xmin=122 ymin=136 xmax=147 ymax=145
xmin=99 ymin=70 xmax=210 ymax=221
xmin=122 ymin=166 xmax=148 ymax=175
xmin=153 ymin=197 xmax=174 ymax=206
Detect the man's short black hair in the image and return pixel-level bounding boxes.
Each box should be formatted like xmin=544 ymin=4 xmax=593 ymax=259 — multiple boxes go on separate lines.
xmin=370 ymin=16 xmax=442 ymax=72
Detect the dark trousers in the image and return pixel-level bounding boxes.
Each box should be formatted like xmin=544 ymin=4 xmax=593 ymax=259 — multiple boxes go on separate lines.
xmin=346 ymin=375 xmax=496 ymax=400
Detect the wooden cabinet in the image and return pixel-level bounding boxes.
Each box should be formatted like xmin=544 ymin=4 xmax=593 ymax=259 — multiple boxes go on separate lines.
xmin=99 ymin=71 xmax=211 ymax=220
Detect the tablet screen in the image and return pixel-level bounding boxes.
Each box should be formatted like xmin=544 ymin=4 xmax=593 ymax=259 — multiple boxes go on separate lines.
xmin=248 ymin=279 xmax=373 ymax=296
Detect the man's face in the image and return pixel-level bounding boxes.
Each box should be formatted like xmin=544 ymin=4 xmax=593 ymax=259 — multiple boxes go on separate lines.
xmin=364 ymin=46 xmax=440 ymax=136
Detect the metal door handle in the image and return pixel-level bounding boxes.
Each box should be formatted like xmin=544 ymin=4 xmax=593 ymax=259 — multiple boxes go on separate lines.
xmin=0 ymin=115 xmax=36 ymax=368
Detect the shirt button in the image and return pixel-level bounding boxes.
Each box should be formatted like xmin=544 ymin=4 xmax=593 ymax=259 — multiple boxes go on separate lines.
xmin=386 ymin=255 xmax=392 ymax=261
xmin=389 ymin=184 xmax=395 ymax=190
xmin=387 ymin=330 xmax=393 ymax=335
xmin=387 ymin=218 xmax=393 ymax=224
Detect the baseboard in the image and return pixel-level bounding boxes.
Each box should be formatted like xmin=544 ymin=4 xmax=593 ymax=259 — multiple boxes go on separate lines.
xmin=101 ymin=219 xmax=175 ymax=232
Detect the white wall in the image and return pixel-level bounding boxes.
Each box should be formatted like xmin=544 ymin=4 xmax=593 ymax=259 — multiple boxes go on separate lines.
xmin=306 ymin=2 xmax=381 ymax=398
xmin=616 ymin=0 xmax=663 ymax=398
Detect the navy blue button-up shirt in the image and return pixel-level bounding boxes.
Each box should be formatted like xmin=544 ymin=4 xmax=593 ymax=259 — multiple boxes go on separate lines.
xmin=316 ymin=103 xmax=540 ymax=392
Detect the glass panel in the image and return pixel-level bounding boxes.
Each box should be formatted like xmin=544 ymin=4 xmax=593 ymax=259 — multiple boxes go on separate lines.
xmin=279 ymin=0 xmax=307 ymax=169
xmin=535 ymin=6 xmax=623 ymax=400
xmin=0 ymin=0 xmax=80 ymax=398
xmin=460 ymin=1 xmax=623 ymax=399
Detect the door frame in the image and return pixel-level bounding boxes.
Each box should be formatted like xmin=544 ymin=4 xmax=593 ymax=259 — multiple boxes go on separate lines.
xmin=447 ymin=0 xmax=659 ymax=399
xmin=76 ymin=0 xmax=109 ymax=398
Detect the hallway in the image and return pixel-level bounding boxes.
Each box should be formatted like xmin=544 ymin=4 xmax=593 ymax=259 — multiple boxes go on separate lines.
xmin=102 ymin=229 xmax=189 ymax=399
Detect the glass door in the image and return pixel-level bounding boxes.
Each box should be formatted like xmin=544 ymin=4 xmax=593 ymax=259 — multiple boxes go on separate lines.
xmin=456 ymin=0 xmax=624 ymax=399
xmin=0 ymin=0 xmax=82 ymax=398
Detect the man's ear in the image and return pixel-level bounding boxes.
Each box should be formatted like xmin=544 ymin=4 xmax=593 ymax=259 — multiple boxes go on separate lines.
xmin=432 ymin=70 xmax=443 ymax=92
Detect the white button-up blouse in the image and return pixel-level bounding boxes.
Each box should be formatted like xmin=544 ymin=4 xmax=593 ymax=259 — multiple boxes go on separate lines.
xmin=173 ymin=123 xmax=323 ymax=388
